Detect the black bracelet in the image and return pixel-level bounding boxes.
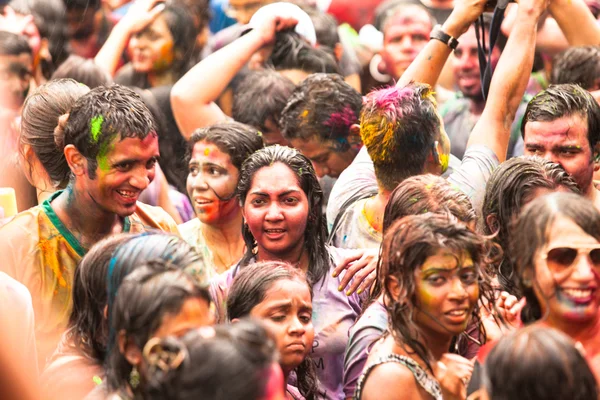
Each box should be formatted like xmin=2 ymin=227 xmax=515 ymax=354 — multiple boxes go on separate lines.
xmin=429 ymin=25 xmax=459 ymax=51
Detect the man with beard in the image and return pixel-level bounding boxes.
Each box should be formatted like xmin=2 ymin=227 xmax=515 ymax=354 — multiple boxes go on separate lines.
xmin=440 ymin=13 xmax=529 ymax=160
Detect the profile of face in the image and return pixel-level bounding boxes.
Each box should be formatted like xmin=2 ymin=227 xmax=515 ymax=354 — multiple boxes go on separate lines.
xmin=452 ymin=26 xmax=501 ymax=102
xmin=0 ymin=52 xmax=33 ymax=111
xmin=412 ymin=249 xmax=480 ymax=337
xmin=187 ymin=141 xmax=241 ymax=225
xmin=289 ymin=135 xmax=357 ymax=178
xmin=532 ymin=216 xmax=600 ymax=325
xmin=524 ymin=114 xmax=597 ymax=194
xmin=242 ymin=162 xmax=309 ymax=258
xmin=79 ymin=134 xmax=159 ymax=218
xmin=129 ymin=14 xmax=175 ymax=74
xmin=249 ymin=278 xmax=314 ymax=372
xmin=380 ymin=7 xmax=432 ymax=80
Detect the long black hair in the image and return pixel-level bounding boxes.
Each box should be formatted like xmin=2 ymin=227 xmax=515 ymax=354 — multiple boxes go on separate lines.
xmin=236 ymin=145 xmax=330 ymax=284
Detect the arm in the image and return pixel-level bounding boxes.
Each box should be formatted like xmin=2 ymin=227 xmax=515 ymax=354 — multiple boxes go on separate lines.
xmin=94 ymin=0 xmax=165 ymax=76
xmin=397 ymin=0 xmax=488 ymax=88
xmin=549 ymin=0 xmax=600 ymax=46
xmin=467 ymin=0 xmax=546 ymax=162
xmin=170 ymin=16 xmax=298 ymax=138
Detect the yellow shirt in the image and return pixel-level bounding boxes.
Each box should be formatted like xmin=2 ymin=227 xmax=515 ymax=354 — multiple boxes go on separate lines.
xmin=0 ymin=191 xmax=179 ymax=367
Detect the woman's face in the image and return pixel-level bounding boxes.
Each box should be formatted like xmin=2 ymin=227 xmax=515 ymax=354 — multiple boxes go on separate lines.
xmin=250 ymin=278 xmax=314 ymax=373
xmin=154 ymin=297 xmax=214 ymax=338
xmin=129 ymin=14 xmax=175 ymax=74
xmin=187 ymin=141 xmax=240 ymax=225
xmin=242 ymin=162 xmax=309 ymax=259
xmin=532 ymin=216 xmax=600 ymax=325
xmin=413 ymin=248 xmax=480 ymax=338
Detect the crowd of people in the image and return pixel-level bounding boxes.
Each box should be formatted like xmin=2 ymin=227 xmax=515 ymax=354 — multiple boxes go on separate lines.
xmin=0 ymin=0 xmax=599 ymax=398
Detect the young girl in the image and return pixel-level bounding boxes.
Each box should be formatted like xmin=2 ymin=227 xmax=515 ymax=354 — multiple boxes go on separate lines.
xmin=178 ymin=122 xmax=264 ymax=275
xmin=356 ymin=213 xmax=495 ymax=400
xmin=211 ymin=145 xmax=365 ymax=400
xmin=227 ymin=261 xmax=320 ymax=399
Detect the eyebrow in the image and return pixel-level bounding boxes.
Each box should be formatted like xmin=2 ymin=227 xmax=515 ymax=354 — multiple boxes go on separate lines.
xmin=188 ymin=160 xmax=225 ymax=168
xmin=112 ymin=155 xmax=160 ymax=165
xmin=249 ymin=189 xmax=302 ymax=197
xmin=265 ymin=301 xmax=313 ymax=313
xmin=421 ymin=264 xmax=475 ymax=274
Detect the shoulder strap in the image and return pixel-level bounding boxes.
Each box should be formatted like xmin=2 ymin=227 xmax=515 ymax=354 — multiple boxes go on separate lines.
xmin=327 ymin=188 xmax=378 ymax=246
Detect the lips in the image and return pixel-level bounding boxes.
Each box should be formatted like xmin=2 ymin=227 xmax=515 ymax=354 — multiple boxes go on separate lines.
xmin=116 ymin=189 xmax=139 ymax=203
xmin=559 ymin=287 xmax=597 ymax=305
xmin=264 ymin=228 xmax=286 ymax=240
xmin=285 ymin=341 xmax=306 ymax=352
xmin=444 ymin=308 xmax=470 ymax=323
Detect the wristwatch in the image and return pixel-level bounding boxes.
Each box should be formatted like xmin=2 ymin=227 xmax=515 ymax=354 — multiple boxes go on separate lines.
xmin=429 ymin=25 xmax=459 ymax=51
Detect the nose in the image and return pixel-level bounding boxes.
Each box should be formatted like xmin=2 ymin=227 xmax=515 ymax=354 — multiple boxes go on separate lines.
xmin=191 ymin=171 xmax=209 ymax=191
xmin=312 ymin=162 xmax=328 ymax=178
xmin=572 ymin=254 xmax=596 ymax=282
xmin=447 ymin=276 xmax=469 ymax=301
xmin=129 ymin=165 xmax=151 ymax=190
xmin=265 ymin=202 xmax=284 ymax=221
xmin=457 ymin=52 xmax=477 ymax=70
xmin=288 ymin=316 xmax=306 ymax=336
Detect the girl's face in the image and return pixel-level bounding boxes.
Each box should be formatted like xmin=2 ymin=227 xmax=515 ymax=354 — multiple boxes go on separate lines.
xmin=154 ymin=297 xmax=214 ymax=338
xmin=533 ymin=216 xmax=600 ymax=325
xmin=187 ymin=141 xmax=240 ymax=225
xmin=129 ymin=14 xmax=175 ymax=74
xmin=413 ymin=248 xmax=480 ymax=338
xmin=242 ymin=162 xmax=309 ymax=259
xmin=250 ymin=278 xmax=314 ymax=373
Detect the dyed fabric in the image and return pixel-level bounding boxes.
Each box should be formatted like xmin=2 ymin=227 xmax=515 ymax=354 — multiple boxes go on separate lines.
xmin=330 ymin=198 xmax=381 ymax=249
xmin=343 ymin=299 xmax=388 ymax=398
xmin=178 ymin=218 xmax=219 ymax=279
xmin=210 ymin=247 xmax=365 ymax=400
xmin=0 ymin=190 xmax=179 ymax=367
xmin=440 ymin=93 xmax=530 ymax=160
xmin=287 ymin=384 xmax=305 ymax=400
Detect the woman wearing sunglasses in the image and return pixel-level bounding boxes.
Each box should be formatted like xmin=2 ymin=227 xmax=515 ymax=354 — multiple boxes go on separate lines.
xmin=510 ymin=192 xmax=600 ymax=382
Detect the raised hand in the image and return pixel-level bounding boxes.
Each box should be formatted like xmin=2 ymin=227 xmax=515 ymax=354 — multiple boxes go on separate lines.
xmin=433 ymin=353 xmax=476 ymax=400
xmin=119 ymin=0 xmax=166 ymax=34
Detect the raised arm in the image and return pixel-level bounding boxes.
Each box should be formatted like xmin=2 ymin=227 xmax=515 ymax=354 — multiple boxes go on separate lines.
xmin=170 ymin=16 xmax=298 ymax=138
xmin=397 ymin=0 xmax=487 ymax=88
xmin=94 ymin=0 xmax=165 ymax=77
xmin=549 ymin=0 xmax=600 ymax=46
xmin=467 ymin=0 xmax=548 ymax=162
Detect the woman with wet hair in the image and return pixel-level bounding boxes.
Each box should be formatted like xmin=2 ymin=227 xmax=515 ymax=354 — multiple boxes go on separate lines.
xmin=356 ymin=213 xmax=495 ymax=400
xmin=481 ymin=325 xmax=598 ymax=400
xmin=179 ymin=121 xmax=264 ymax=275
xmin=482 ymin=156 xmax=580 ymax=295
xmin=102 ymin=259 xmax=213 ymax=399
xmin=211 ymin=145 xmax=364 ymax=400
xmin=227 ymin=261 xmax=320 ymax=399
xmin=135 ymin=320 xmax=285 ymax=400
xmin=509 ymin=192 xmax=600 ymax=381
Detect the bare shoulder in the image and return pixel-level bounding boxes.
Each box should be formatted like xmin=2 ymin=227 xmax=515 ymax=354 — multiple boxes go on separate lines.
xmin=361 ymin=360 xmax=430 ymax=400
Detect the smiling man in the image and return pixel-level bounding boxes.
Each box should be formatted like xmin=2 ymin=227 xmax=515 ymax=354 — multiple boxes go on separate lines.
xmin=522 ymin=84 xmax=600 ymax=210
xmin=0 ymin=85 xmax=179 ymax=366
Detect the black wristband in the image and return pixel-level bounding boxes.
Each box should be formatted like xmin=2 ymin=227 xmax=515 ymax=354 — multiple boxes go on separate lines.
xmin=429 ymin=25 xmax=459 ymax=51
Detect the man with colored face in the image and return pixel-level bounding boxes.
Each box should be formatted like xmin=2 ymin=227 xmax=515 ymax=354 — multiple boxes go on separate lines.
xmin=0 ymin=85 xmax=179 ymax=366
xmin=522 ymin=84 xmax=600 ymax=210
xmin=440 ymin=15 xmax=529 ymax=160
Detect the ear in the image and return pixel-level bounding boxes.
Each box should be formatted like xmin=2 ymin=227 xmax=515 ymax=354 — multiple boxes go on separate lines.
xmin=333 ymin=43 xmax=344 ymax=62
xmin=485 ymin=213 xmax=499 ymax=233
xmin=230 ymin=317 xmax=240 ymax=324
xmin=38 ymin=38 xmax=51 ymax=62
xmin=64 ymin=144 xmax=89 ymax=177
xmin=118 ymin=330 xmax=142 ymax=365
xmin=348 ymin=124 xmax=362 ymax=147
xmin=385 ymin=275 xmax=406 ymax=302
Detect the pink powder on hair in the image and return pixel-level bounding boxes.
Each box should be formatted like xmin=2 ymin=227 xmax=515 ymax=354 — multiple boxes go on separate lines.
xmin=324 ymin=105 xmax=357 ymax=129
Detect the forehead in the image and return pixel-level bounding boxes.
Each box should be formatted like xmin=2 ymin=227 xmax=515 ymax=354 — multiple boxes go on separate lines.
xmin=420 ymin=249 xmax=474 ymax=271
xmin=546 ymin=215 xmax=599 ymax=247
xmin=249 ymin=162 xmax=302 ymax=192
xmin=524 ymin=114 xmax=589 ymax=146
xmin=383 ymin=8 xmax=431 ymax=35
xmin=262 ymin=279 xmax=311 ymax=300
xmin=190 ymin=141 xmax=234 ymax=164
xmin=107 ymin=134 xmax=159 ymax=158
xmin=290 ymin=136 xmax=329 ymax=157
xmin=0 ymin=53 xmax=33 ymax=69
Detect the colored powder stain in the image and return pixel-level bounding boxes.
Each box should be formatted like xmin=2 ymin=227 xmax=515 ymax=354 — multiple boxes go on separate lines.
xmin=324 ymin=105 xmax=357 ymax=129
xmin=410 ymin=197 xmax=418 ymax=203
xmin=93 ymin=376 xmax=103 ymax=386
xmin=301 ymin=110 xmax=309 ymax=119
xmin=257 ymin=131 xmax=263 ymax=137
xmin=299 ymin=168 xmax=303 ymax=175
xmin=204 ymin=148 xmax=210 ymax=156
xmin=40 ymin=239 xmax=67 ymax=288
xmin=440 ymin=153 xmax=449 ymax=173
xmin=89 ymin=115 xmax=104 ymax=143
xmin=153 ymin=41 xmax=174 ymax=71
xmin=343 ymin=235 xmax=348 ymax=242
xmin=425 ymin=183 xmax=434 ymax=190
xmin=97 ymin=139 xmax=115 ymax=172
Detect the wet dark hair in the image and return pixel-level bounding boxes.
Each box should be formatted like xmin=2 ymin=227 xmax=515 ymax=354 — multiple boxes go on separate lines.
xmin=308 ymin=9 xmax=340 ymax=51
xmin=188 ymin=121 xmax=264 ymax=172
xmin=53 ymin=84 xmax=156 ymax=180
xmin=280 ymin=73 xmax=362 ymax=147
xmin=483 ymin=326 xmax=598 ymax=400
xmin=361 ymin=83 xmax=440 ymax=191
xmin=58 ymin=234 xmax=134 ymax=364
xmin=232 ymin=69 xmax=296 ymax=134
xmin=105 ymin=233 xmax=210 ymax=357
xmin=236 ymin=146 xmax=330 ymax=284
xmin=482 ymin=157 xmax=580 ymax=295
xmin=106 ymin=260 xmax=211 ymax=392
xmin=383 ymin=174 xmax=475 ymax=233
xmin=62 ymin=0 xmax=100 ymax=10
xmin=158 ymin=3 xmax=200 ymax=80
xmin=20 ymin=78 xmax=89 ymax=188
xmin=137 ymin=320 xmax=278 ymax=400
xmin=551 ymin=46 xmax=600 ymax=90
xmin=51 ymin=55 xmax=113 ymax=88
xmin=268 ymin=31 xmax=340 ymax=75
xmin=0 ymin=30 xmax=31 ymax=56
xmin=521 ymin=84 xmax=600 ymax=149
xmin=227 ymin=261 xmax=319 ymax=400
xmin=380 ymin=213 xmax=494 ymax=372
xmin=29 ymin=0 xmax=70 ymax=77
xmin=510 ymin=192 xmax=600 ymax=322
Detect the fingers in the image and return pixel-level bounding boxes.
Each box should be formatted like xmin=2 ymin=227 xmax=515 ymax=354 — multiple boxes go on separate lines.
xmin=345 ymin=265 xmax=376 ymax=296
xmin=273 ymin=16 xmax=298 ymax=32
xmin=332 ymin=250 xmax=364 ymax=278
xmin=337 ymin=257 xmax=369 ymax=294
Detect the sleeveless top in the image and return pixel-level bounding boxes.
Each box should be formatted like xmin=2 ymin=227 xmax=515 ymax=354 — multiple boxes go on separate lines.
xmin=354 ymin=354 xmax=443 ymax=400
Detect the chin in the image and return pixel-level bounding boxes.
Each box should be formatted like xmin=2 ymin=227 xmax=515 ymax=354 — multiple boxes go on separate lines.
xmin=132 ymin=61 xmax=152 ymax=73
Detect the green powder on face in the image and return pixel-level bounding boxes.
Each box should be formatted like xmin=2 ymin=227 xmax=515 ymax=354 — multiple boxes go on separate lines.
xmin=90 ymin=115 xmax=104 ymax=143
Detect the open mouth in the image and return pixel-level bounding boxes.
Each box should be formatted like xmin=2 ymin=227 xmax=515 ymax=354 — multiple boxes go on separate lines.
xmin=116 ymin=189 xmax=138 ymax=201
xmin=264 ymin=228 xmax=286 ymax=239
xmin=195 ymin=199 xmax=213 ymax=205
xmin=559 ymin=287 xmax=596 ymax=305
xmin=444 ymin=308 xmax=470 ymax=323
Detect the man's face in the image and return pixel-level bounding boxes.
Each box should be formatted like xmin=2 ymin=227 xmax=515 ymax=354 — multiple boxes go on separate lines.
xmin=524 ymin=114 xmax=596 ymax=195
xmin=81 ymin=134 xmax=160 ymax=218
xmin=226 ymin=0 xmax=273 ymax=25
xmin=452 ymin=26 xmax=501 ymax=102
xmin=0 ymin=52 xmax=32 ymax=111
xmin=289 ymin=135 xmax=357 ymax=178
xmin=380 ymin=7 xmax=432 ymax=80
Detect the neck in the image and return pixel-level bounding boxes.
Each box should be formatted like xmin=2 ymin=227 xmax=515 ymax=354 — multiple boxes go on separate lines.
xmin=468 ymin=99 xmax=485 ymax=116
xmin=542 ymin=315 xmax=600 ymax=345
xmin=148 ymin=69 xmax=176 ymax=87
xmin=420 ymin=330 xmax=454 ymax=361
xmin=364 ymin=188 xmax=392 ymax=233
xmin=257 ymin=243 xmax=310 ymax=274
xmin=201 ymin=210 xmax=244 ymax=242
xmin=201 ymin=211 xmax=245 ymax=272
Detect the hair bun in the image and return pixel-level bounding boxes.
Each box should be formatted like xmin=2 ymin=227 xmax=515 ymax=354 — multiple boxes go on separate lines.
xmin=53 ymin=113 xmax=70 ymax=150
xmin=143 ymin=337 xmax=187 ymax=373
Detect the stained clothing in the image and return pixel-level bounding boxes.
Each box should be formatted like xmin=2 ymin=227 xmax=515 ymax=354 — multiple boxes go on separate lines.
xmin=0 ymin=190 xmax=179 ymax=367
